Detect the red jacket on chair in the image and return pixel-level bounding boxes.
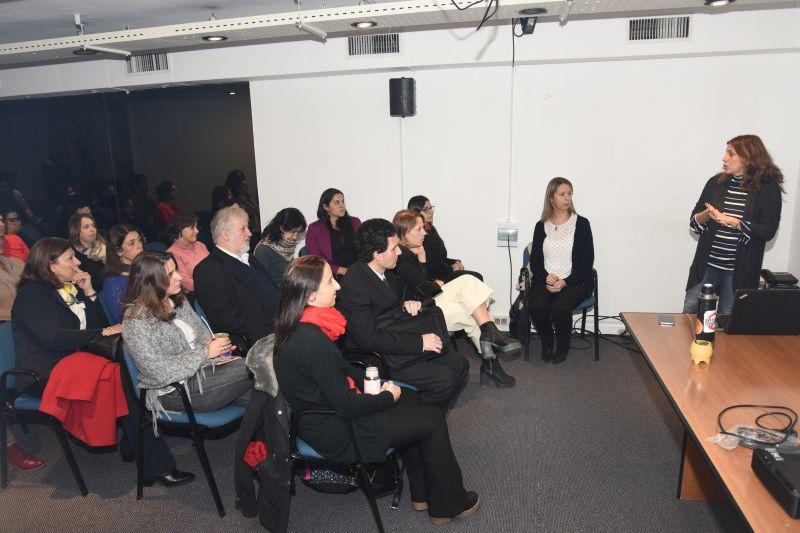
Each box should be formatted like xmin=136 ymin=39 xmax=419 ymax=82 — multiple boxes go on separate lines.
xmin=39 ymin=352 xmax=129 ymax=446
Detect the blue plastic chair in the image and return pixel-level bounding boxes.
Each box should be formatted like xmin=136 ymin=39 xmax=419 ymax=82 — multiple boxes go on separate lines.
xmin=0 ymin=322 xmax=88 ymax=494
xmin=521 ymin=242 xmax=600 ymax=361
xmin=193 ymin=300 xmax=208 ymax=322
xmin=119 ymin=344 xmax=245 ymax=517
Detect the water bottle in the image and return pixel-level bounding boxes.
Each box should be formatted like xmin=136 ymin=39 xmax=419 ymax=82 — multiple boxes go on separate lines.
xmin=363 ymin=366 xmax=381 ymax=395
xmin=695 ymin=283 xmax=718 ymax=343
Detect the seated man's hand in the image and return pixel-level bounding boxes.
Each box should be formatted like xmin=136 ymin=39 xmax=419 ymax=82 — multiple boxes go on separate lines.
xmin=421 ymin=333 xmax=442 ymax=353
xmin=403 ymin=300 xmax=422 ymax=316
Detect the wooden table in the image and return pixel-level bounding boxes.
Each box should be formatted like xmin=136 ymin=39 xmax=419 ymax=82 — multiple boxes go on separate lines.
xmin=621 ymin=312 xmax=800 ymax=532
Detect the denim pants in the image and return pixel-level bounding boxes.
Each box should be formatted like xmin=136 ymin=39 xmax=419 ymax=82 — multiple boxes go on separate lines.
xmin=160 ymin=358 xmax=251 ymax=413
xmin=682 ymin=267 xmax=734 ymax=314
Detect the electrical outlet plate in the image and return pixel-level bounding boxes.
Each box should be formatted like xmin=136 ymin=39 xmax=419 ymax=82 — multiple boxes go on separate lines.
xmin=497 ymin=222 xmax=518 ymax=247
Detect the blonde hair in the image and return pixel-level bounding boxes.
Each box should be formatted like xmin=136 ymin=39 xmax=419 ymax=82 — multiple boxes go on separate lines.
xmin=540 ymin=177 xmax=576 ymax=222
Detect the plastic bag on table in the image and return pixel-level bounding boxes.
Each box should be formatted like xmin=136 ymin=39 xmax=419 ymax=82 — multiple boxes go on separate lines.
xmin=707 ymin=424 xmax=800 ymax=451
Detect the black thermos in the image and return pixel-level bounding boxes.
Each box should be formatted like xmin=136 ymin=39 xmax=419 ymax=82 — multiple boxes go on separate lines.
xmin=695 ymin=283 xmax=718 ymax=343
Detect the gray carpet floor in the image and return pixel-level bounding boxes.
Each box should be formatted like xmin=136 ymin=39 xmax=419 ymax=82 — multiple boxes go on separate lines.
xmin=0 ymin=336 xmax=745 ymax=532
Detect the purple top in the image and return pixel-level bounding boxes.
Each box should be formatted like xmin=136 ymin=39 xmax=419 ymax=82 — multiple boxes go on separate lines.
xmin=305 ymin=217 xmax=362 ymax=274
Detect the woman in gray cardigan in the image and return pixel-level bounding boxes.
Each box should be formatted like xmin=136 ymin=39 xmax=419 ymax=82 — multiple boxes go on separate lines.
xmin=122 ymin=251 xmax=251 ymax=421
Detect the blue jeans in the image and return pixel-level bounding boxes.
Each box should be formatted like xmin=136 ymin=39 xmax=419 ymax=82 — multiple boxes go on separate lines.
xmin=682 ymin=267 xmax=734 ymax=314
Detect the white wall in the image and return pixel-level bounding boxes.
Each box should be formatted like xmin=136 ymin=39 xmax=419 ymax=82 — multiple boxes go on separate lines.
xmin=251 ymin=52 xmax=799 ymax=327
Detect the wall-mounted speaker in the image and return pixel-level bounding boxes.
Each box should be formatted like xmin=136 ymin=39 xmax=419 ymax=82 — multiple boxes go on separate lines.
xmin=389 ymin=77 xmax=416 ymax=117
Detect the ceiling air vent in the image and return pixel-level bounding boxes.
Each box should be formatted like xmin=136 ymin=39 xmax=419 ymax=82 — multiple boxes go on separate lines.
xmin=126 ymin=52 xmax=170 ymax=74
xmin=348 ymin=33 xmax=400 ymax=56
xmin=629 ymin=16 xmax=690 ymax=41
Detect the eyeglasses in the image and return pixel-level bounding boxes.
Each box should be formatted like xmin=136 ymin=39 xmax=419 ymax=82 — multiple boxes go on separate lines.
xmin=421 ymin=206 xmax=435 ymax=213
xmin=284 ymin=229 xmax=306 ymax=238
xmin=6 ymin=217 xmax=20 ymax=223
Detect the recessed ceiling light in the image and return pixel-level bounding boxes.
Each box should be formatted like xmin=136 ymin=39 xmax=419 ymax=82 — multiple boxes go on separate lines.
xmin=704 ymin=0 xmax=735 ymax=6
xmin=73 ymin=47 xmax=98 ymax=56
xmin=519 ymin=7 xmax=547 ymax=15
xmin=229 ymin=91 xmax=236 ymax=95
xmin=202 ymin=35 xmax=228 ymax=42
xmin=351 ymin=21 xmax=377 ymax=29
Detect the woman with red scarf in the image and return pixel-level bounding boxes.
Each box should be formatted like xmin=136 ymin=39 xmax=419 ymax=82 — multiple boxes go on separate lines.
xmin=273 ymin=256 xmax=479 ymax=525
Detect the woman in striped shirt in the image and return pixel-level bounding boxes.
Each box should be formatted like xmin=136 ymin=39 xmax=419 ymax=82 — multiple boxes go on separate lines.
xmin=683 ymin=135 xmax=784 ymax=314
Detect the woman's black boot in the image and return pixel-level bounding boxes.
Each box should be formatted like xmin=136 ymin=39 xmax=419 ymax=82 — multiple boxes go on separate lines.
xmin=480 ymin=358 xmax=516 ymax=388
xmin=540 ymin=341 xmax=554 ymax=363
xmin=479 ymin=321 xmax=521 ymax=354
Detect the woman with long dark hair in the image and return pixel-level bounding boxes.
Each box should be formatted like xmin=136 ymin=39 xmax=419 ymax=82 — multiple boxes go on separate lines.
xmin=528 ymin=178 xmax=594 ymax=364
xmin=122 ymin=251 xmax=251 ymax=418
xmin=254 ymin=208 xmax=307 ymax=285
xmin=305 ymin=188 xmax=361 ymax=277
xmin=273 ymin=255 xmax=479 ymax=525
xmin=683 ymin=134 xmax=784 ymax=314
xmin=100 ymin=224 xmax=145 ymax=324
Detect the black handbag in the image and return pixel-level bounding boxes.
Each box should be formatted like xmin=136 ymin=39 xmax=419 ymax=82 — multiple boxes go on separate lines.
xmin=376 ymin=302 xmax=450 ymax=357
xmin=83 ymin=333 xmax=122 ymax=360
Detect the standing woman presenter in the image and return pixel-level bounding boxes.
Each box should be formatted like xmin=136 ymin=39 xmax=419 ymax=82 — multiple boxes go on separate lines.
xmin=683 ymin=135 xmax=784 ymax=314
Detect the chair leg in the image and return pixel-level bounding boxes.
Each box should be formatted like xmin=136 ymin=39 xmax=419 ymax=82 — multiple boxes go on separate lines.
xmin=193 ymin=433 xmax=226 ymax=518
xmin=390 ymin=454 xmax=403 ymax=510
xmin=0 ymin=412 xmax=8 ymax=489
xmin=52 ymin=424 xmax=88 ymax=496
xmin=594 ymin=308 xmax=600 ymax=362
xmin=580 ymin=310 xmax=588 ymax=337
xmin=357 ymin=464 xmax=385 ymax=533
xmin=136 ymin=422 xmax=145 ymax=500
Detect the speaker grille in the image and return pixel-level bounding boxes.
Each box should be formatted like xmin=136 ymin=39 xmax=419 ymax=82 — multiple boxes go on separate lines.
xmin=126 ymin=52 xmax=170 ymax=74
xmin=628 ymin=16 xmax=690 ymax=41
xmin=348 ymin=33 xmax=400 ymax=56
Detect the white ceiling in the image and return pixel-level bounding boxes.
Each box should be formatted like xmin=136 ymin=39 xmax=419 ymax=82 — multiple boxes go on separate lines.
xmin=0 ymin=0 xmax=797 ymax=68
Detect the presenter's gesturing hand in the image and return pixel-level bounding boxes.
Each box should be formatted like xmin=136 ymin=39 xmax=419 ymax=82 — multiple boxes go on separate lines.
xmin=705 ymin=203 xmax=742 ymax=229
xmin=403 ymin=300 xmax=422 ymax=316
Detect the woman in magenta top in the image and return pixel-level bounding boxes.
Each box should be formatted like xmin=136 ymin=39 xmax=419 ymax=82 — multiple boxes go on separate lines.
xmin=166 ymin=213 xmax=209 ymax=295
xmin=305 ymin=188 xmax=361 ymax=277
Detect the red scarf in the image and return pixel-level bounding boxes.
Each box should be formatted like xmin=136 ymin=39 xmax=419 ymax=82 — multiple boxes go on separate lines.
xmin=299 ymin=306 xmax=347 ymax=341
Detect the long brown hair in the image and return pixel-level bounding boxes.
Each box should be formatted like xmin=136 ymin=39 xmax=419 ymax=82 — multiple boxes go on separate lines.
xmin=19 ymin=237 xmax=72 ymax=288
xmin=716 ymin=134 xmax=784 ymax=192
xmin=121 ymin=251 xmax=185 ymax=321
xmin=273 ymin=255 xmax=328 ymax=359
xmin=392 ymin=209 xmax=424 ymax=243
xmin=68 ymin=213 xmax=106 ymax=262
xmin=103 ymin=224 xmax=143 ymax=279
xmin=540 ymin=177 xmax=576 ymax=222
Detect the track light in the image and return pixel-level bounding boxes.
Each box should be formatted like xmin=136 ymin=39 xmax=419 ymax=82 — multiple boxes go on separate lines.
xmin=202 ymin=35 xmax=228 ymax=42
xmin=705 ymin=0 xmax=735 ymax=5
xmin=518 ymin=7 xmax=547 ymax=15
xmin=351 ymin=21 xmax=377 ymax=29
xmin=73 ymin=45 xmax=131 ymax=57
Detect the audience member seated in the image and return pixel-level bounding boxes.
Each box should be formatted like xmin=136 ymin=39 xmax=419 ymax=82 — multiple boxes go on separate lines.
xmin=2 ymin=208 xmax=43 ymax=248
xmin=407 ymin=195 xmax=482 ymax=282
xmin=153 ymin=180 xmax=180 ymax=237
xmin=11 ymin=238 xmax=189 ymax=487
xmin=194 ymin=206 xmax=278 ymax=351
xmin=166 ymin=214 xmax=209 ymax=297
xmin=122 ymin=251 xmax=251 ymax=418
xmin=528 ymin=178 xmax=594 ymax=364
xmin=274 ymin=256 xmax=480 ymax=524
xmin=68 ymin=213 xmax=106 ymax=292
xmin=0 ymin=172 xmax=37 ymax=224
xmin=253 ymin=208 xmax=307 ymax=285
xmin=92 ymin=182 xmax=117 ymax=231
xmin=129 ymin=174 xmax=157 ymax=241
xmin=100 ymin=224 xmax=145 ymax=324
xmin=306 ymin=188 xmax=361 ymax=277
xmin=226 ymin=170 xmax=260 ymax=250
xmin=116 ymin=192 xmax=137 ymax=227
xmin=200 ymin=185 xmax=235 ymax=249
xmin=0 ymin=212 xmax=30 ymax=262
xmin=393 ymin=210 xmax=518 ymax=388
xmin=337 ymin=219 xmax=468 ymax=409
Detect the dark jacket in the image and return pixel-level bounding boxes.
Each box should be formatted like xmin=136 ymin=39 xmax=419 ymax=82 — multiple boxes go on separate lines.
xmin=11 ymin=281 xmax=107 ymax=386
xmin=274 ymin=323 xmax=394 ymax=464
xmin=422 ymin=225 xmax=456 ymax=280
xmin=73 ymin=248 xmax=105 ymax=293
xmin=194 ymin=247 xmax=278 ymax=349
xmin=337 ymin=261 xmax=425 ymax=368
xmin=686 ymin=176 xmax=782 ymax=291
xmin=393 ymin=245 xmax=443 ymax=301
xmin=530 ymin=215 xmax=594 ymax=289
xmin=234 ymin=388 xmax=291 ymax=533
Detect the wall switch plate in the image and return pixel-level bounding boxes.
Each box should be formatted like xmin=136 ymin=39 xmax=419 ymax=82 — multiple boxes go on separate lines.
xmin=497 ymin=222 xmax=518 ymax=247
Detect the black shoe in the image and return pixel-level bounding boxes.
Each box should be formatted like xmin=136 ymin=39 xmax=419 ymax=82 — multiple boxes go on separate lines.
xmin=143 ymin=468 xmax=195 ymax=488
xmin=479 ymin=359 xmax=516 ymax=388
xmin=540 ymin=344 xmax=554 ymax=363
xmin=430 ymin=491 xmax=480 ymax=525
xmin=479 ymin=321 xmax=521 ymax=353
xmin=551 ymin=351 xmax=568 ymax=364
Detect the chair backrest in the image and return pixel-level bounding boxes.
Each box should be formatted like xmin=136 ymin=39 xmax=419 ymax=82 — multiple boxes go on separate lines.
xmin=0 ymin=321 xmax=16 ymax=389
xmin=298 ymin=246 xmax=308 ymax=257
xmin=522 ymin=242 xmax=533 ymax=269
xmin=98 ymin=291 xmax=116 ymax=324
xmin=145 ymin=241 xmax=168 ymax=252
xmin=194 ymin=299 xmax=208 ymax=322
xmin=122 ymin=344 xmax=141 ymax=399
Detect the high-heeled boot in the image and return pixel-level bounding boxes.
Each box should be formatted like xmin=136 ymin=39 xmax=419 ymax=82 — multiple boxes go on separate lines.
xmin=479 ymin=321 xmax=521 ymax=354
xmin=479 ymin=357 xmax=516 ymax=388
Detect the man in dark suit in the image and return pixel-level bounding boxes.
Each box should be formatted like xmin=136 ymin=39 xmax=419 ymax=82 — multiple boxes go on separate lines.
xmin=337 ymin=218 xmax=468 ymax=409
xmin=194 ymin=205 xmax=278 ymax=350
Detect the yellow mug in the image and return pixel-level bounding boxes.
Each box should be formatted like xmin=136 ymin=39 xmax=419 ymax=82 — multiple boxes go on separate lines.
xmin=690 ymin=339 xmax=713 ymax=365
